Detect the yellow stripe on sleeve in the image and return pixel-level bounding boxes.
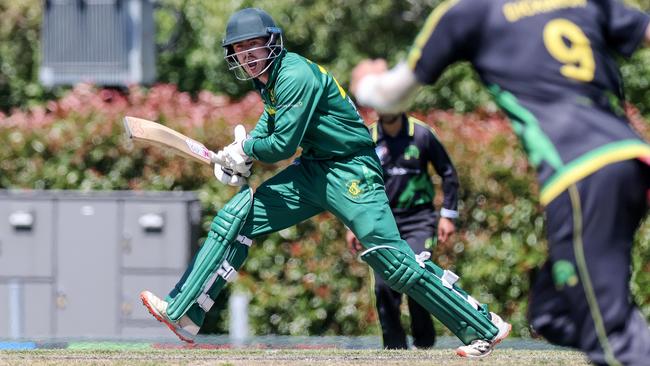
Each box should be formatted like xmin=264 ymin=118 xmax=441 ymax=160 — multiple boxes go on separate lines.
xmin=369 ymin=122 xmax=378 ymax=142
xmin=407 ymin=0 xmax=460 ymax=70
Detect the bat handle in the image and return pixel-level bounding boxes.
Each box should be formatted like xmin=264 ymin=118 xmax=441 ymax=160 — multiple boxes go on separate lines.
xmin=209 ymin=150 xmax=227 ymax=166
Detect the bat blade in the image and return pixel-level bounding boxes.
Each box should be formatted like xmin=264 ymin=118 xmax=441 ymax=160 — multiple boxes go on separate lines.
xmin=123 ymin=116 xmax=218 ymax=166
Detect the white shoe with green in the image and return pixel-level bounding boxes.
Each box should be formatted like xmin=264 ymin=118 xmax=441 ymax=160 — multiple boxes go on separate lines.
xmin=455 ymin=312 xmax=511 ymax=358
xmin=140 ymin=290 xmax=200 ymax=343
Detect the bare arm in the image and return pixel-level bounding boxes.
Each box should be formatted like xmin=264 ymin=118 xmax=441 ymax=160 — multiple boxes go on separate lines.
xmin=646 ymin=22 xmax=650 ymax=46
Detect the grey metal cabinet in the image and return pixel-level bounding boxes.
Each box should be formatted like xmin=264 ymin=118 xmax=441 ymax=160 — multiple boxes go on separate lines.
xmin=0 ymin=190 xmax=200 ymax=339
xmin=55 ymin=200 xmax=120 ymax=337
xmin=0 ymin=199 xmax=54 ymax=277
xmin=120 ymin=273 xmax=183 ymax=337
xmin=0 ymin=282 xmax=53 ymax=338
xmin=122 ymin=202 xmax=190 ymax=270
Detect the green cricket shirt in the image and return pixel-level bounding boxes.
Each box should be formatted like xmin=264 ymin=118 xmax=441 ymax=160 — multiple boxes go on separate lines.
xmin=243 ymin=50 xmax=374 ymax=162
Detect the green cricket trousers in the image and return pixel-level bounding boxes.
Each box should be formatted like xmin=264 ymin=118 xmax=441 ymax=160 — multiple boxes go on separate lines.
xmin=167 ymin=148 xmax=499 ymax=344
xmin=171 ymin=148 xmax=415 ymax=326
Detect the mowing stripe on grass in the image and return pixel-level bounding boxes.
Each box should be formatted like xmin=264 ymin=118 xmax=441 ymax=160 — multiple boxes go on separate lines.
xmin=67 ymin=342 xmax=152 ymax=351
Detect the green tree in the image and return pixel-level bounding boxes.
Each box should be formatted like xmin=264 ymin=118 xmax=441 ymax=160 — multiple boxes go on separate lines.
xmin=0 ymin=1 xmax=53 ymax=111
xmin=155 ymin=0 xmax=439 ymax=98
xmin=2 ymin=0 xmax=650 ymax=116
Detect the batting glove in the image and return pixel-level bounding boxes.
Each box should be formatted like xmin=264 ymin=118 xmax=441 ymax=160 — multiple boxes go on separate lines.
xmin=214 ymin=163 xmax=248 ymax=187
xmin=223 ymin=124 xmax=252 ymax=174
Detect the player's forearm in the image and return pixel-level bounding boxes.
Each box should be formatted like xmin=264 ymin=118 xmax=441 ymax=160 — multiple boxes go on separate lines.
xmin=243 ymin=135 xmax=298 ymax=163
xmin=440 ymin=164 xmax=460 ymax=216
xmin=244 ymin=103 xmax=313 ymax=163
xmin=249 ymin=111 xmax=271 ymax=139
xmin=355 ymin=62 xmax=421 ymax=114
xmin=431 ymin=145 xmax=460 ymax=214
xmin=441 ymin=179 xmax=459 ymax=219
xmin=646 ymin=22 xmax=650 ymax=46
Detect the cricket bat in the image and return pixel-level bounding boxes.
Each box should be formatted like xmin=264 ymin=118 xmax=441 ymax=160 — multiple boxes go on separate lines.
xmin=123 ymin=116 xmax=224 ymax=166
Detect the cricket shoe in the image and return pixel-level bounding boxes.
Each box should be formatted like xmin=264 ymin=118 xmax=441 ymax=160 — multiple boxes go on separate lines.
xmin=455 ymin=312 xmax=511 ymax=358
xmin=140 ymin=290 xmax=199 ymax=343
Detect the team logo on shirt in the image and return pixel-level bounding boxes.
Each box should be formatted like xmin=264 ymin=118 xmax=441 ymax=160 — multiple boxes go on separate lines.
xmin=346 ymin=179 xmax=363 ymax=199
xmin=404 ymin=145 xmax=420 ymax=160
xmin=425 ymin=237 xmax=437 ymax=250
xmin=552 ymin=260 xmax=579 ymax=288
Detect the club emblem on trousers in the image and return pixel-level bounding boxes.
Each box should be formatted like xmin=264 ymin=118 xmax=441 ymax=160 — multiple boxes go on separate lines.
xmin=346 ymin=179 xmax=363 ymax=199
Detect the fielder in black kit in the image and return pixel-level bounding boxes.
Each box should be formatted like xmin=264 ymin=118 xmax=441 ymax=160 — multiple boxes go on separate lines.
xmin=347 ymin=113 xmax=459 ymax=349
xmin=352 ymin=0 xmax=650 ymax=364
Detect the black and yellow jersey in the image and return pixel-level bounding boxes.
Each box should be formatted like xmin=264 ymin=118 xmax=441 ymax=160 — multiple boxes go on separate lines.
xmin=409 ymin=0 xmax=650 ymax=205
xmin=370 ymin=115 xmax=459 ymax=215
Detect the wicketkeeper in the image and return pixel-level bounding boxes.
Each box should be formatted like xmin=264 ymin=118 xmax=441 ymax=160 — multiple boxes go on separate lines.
xmin=140 ymin=7 xmax=510 ymax=358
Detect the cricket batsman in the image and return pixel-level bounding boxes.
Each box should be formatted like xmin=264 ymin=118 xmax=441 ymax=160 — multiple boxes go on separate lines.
xmin=140 ymin=7 xmax=510 ymax=358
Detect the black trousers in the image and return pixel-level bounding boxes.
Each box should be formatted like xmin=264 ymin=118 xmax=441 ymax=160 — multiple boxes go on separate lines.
xmin=528 ymin=159 xmax=650 ymax=366
xmin=373 ymin=208 xmax=437 ymax=349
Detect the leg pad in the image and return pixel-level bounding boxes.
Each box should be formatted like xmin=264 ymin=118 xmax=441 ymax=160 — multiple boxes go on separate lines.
xmin=166 ymin=186 xmax=254 ymax=321
xmin=361 ymin=245 xmax=498 ymax=344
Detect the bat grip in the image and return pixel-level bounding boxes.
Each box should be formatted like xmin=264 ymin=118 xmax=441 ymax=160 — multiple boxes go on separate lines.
xmin=209 ymin=150 xmax=227 ymax=166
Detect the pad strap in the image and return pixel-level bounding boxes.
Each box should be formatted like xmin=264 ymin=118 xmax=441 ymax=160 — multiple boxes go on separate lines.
xmin=196 ymin=259 xmax=239 ymax=312
xmin=237 ymin=235 xmax=252 ymax=246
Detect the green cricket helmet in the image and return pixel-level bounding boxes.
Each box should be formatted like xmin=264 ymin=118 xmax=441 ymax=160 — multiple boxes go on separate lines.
xmin=222 ymin=8 xmax=283 ymax=81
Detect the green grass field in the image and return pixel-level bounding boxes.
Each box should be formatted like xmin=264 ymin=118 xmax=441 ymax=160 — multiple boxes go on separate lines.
xmin=0 ymin=348 xmax=590 ymax=366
